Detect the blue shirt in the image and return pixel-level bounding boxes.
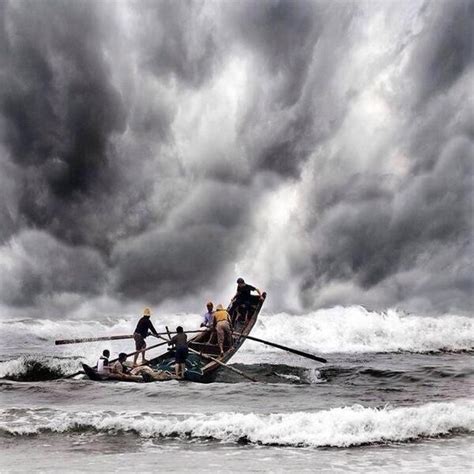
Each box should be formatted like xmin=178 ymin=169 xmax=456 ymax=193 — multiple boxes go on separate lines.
xmin=202 ymin=311 xmax=214 ymax=328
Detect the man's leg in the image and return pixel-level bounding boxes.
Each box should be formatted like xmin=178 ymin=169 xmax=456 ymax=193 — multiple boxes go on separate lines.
xmin=216 ymin=323 xmax=224 ymax=356
xmin=224 ymin=322 xmax=233 ymax=351
xmin=141 ymin=340 xmax=148 ymax=364
xmin=133 ymin=334 xmax=141 ymax=366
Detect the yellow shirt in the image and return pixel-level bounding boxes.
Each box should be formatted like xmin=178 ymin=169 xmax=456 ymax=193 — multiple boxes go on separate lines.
xmin=214 ymin=309 xmax=230 ymax=323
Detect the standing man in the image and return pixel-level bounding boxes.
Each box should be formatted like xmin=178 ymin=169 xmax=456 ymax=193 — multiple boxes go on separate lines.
xmin=168 ymin=326 xmax=188 ymax=379
xmin=201 ymin=301 xmax=214 ymax=329
xmin=195 ymin=301 xmax=215 ymax=343
xmin=230 ymin=278 xmax=264 ymax=322
xmin=213 ymin=304 xmax=233 ymax=357
xmin=133 ymin=307 xmax=159 ymax=367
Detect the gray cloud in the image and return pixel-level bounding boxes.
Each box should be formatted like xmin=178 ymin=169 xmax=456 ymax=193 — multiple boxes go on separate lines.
xmin=0 ymin=230 xmax=106 ymax=307
xmin=407 ymin=0 xmax=473 ymax=108
xmin=0 ymin=0 xmax=471 ymax=317
xmin=134 ymin=0 xmax=220 ymax=88
xmin=112 ymin=181 xmax=256 ymax=302
xmin=1 ymin=0 xmax=127 ymax=249
xmin=293 ymin=1 xmax=473 ymax=314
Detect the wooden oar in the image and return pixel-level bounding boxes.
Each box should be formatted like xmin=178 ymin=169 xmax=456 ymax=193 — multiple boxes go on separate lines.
xmin=152 ymin=335 xmax=257 ymax=383
xmin=233 ymin=332 xmax=327 ymax=363
xmin=188 ymin=347 xmax=257 ymax=382
xmin=55 ymin=330 xmax=204 ymax=345
xmin=63 ymin=339 xmax=170 ymax=379
xmin=56 ymin=335 xmax=133 ymax=345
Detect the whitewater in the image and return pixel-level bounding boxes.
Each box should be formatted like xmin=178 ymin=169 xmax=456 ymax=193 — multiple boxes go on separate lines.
xmin=1 ymin=306 xmax=473 ymax=473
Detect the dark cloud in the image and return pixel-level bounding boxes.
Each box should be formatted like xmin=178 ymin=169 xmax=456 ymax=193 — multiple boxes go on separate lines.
xmin=301 ymin=137 xmax=472 ymax=305
xmin=1 ymin=0 xmax=127 ymax=248
xmin=408 ymin=0 xmax=473 ymax=108
xmin=295 ymin=1 xmax=473 ymax=314
xmin=112 ymin=182 xmax=254 ymax=302
xmin=0 ymin=0 xmax=471 ymax=316
xmin=228 ymin=1 xmax=359 ymax=178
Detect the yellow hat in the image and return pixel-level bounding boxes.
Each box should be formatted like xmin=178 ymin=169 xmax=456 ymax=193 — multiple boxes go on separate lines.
xmin=216 ymin=304 xmax=224 ymax=310
xmin=143 ymin=307 xmax=151 ymax=316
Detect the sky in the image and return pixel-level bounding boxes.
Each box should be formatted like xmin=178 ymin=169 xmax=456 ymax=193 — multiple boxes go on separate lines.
xmin=0 ymin=0 xmax=472 ymax=319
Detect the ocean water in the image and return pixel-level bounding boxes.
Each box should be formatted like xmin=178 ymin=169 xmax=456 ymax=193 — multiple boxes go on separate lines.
xmin=0 ymin=306 xmax=473 ymax=473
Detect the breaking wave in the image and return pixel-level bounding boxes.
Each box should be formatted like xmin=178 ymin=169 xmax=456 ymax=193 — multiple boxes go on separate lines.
xmin=0 ymin=306 xmax=472 ymax=359
xmin=253 ymin=307 xmax=473 ymax=354
xmin=1 ymin=400 xmax=472 ymax=447
xmin=0 ymin=356 xmax=82 ymax=381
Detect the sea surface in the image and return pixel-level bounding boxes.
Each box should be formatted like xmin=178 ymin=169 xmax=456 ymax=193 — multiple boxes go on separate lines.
xmin=0 ymin=306 xmax=473 ymax=473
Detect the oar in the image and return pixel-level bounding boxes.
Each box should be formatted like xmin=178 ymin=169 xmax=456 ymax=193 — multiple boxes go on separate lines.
xmin=63 ymin=339 xmax=170 ymax=379
xmin=55 ymin=330 xmax=204 ymax=345
xmin=152 ymin=335 xmax=257 ymax=383
xmin=56 ymin=335 xmax=133 ymax=345
xmin=188 ymin=347 xmax=257 ymax=382
xmin=233 ymin=332 xmax=327 ymax=363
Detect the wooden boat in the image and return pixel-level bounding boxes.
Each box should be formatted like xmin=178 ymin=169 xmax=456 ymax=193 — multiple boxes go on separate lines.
xmin=150 ymin=292 xmax=266 ymax=382
xmin=82 ymin=293 xmax=266 ymax=383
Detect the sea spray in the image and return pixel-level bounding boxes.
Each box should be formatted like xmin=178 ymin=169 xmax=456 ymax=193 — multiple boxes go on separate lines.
xmin=253 ymin=307 xmax=473 ymax=353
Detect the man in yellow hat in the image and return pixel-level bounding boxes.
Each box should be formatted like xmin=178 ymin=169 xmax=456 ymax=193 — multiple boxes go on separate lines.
xmin=133 ymin=307 xmax=159 ymax=367
xmin=213 ymin=304 xmax=233 ymax=357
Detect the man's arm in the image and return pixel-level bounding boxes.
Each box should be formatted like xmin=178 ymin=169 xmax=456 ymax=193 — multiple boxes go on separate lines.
xmin=231 ymin=286 xmax=239 ymax=302
xmin=248 ymin=284 xmax=262 ymax=297
xmin=148 ymin=320 xmax=159 ymax=336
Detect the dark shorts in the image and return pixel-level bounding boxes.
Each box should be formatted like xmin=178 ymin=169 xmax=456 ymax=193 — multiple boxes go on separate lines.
xmin=175 ymin=346 xmax=188 ymax=364
xmin=134 ymin=333 xmax=146 ymax=350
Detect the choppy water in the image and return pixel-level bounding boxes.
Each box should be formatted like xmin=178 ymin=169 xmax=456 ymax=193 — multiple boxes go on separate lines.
xmin=0 ymin=306 xmax=473 ymax=473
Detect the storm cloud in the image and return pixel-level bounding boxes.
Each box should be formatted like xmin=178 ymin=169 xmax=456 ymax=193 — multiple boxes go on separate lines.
xmin=0 ymin=0 xmax=472 ymax=318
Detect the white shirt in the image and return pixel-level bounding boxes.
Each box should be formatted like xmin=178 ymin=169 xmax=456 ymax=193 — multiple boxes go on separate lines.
xmin=97 ymin=356 xmax=109 ymax=374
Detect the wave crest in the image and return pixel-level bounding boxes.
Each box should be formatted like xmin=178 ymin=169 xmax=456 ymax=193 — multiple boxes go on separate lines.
xmin=0 ymin=356 xmax=81 ymax=381
xmin=253 ymin=307 xmax=473 ymax=353
xmin=1 ymin=307 xmax=472 ymax=357
xmin=1 ymin=401 xmax=472 ymax=447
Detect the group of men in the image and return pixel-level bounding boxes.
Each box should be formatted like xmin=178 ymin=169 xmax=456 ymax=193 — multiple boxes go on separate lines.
xmin=96 ymin=278 xmax=263 ymax=380
xmin=197 ymin=278 xmax=264 ymax=355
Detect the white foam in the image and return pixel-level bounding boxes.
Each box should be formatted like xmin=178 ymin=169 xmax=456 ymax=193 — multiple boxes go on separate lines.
xmin=274 ymin=372 xmax=301 ymax=382
xmin=252 ymin=306 xmax=474 ymax=353
xmin=1 ymin=307 xmax=472 ymax=360
xmin=1 ymin=400 xmax=472 ymax=447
